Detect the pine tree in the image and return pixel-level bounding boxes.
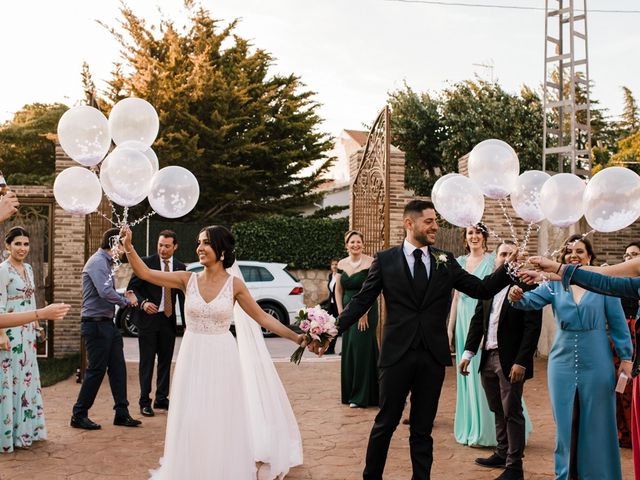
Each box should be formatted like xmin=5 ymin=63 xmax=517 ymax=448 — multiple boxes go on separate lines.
xmin=100 ymin=3 xmax=332 ymax=222
xmin=620 ymin=86 xmax=640 ymax=135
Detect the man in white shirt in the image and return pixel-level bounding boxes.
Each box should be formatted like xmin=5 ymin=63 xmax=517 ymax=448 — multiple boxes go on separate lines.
xmin=459 ymin=241 xmax=542 ymax=480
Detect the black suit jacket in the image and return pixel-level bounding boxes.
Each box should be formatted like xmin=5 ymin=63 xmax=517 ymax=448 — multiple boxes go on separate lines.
xmin=464 ymin=284 xmax=542 ymax=380
xmin=327 ymin=273 xmax=338 ymax=317
xmin=127 ymin=254 xmax=186 ymax=332
xmin=339 ymin=245 xmax=511 ymax=368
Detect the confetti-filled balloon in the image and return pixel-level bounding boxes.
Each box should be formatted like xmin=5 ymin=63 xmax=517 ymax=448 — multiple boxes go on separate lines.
xmin=57 ymin=106 xmax=111 ymax=167
xmin=148 ymin=166 xmax=200 ymax=218
xmin=54 ymin=167 xmax=102 ymax=215
xmin=468 ymin=139 xmax=519 ymax=199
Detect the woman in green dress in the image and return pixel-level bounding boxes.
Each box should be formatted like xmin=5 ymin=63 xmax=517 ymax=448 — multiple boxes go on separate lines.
xmin=337 ymin=230 xmax=379 ymax=408
xmin=448 ymin=224 xmax=498 ymax=446
xmin=0 ymin=226 xmax=46 ymax=452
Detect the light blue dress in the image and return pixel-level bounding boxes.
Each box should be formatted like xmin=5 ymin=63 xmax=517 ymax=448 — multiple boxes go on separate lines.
xmin=513 ymin=276 xmax=632 ymax=480
xmin=0 ymin=261 xmax=46 ymax=453
xmin=453 ymin=253 xmax=498 ymax=446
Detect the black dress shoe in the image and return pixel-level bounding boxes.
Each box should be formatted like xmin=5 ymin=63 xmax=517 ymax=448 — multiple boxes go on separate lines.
xmin=495 ymin=468 xmax=524 ymax=480
xmin=475 ymin=453 xmax=507 ymax=468
xmin=70 ymin=416 xmax=101 ymax=430
xmin=153 ymin=400 xmax=169 ymax=410
xmin=113 ymin=415 xmax=142 ymax=427
xmin=140 ymin=406 xmax=155 ymax=417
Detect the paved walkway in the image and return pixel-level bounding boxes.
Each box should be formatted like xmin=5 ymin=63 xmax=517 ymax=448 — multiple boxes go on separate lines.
xmin=0 ymin=354 xmax=633 ymax=479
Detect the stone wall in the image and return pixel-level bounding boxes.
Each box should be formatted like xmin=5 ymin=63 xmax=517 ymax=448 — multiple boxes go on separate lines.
xmin=286 ymin=268 xmax=330 ymax=307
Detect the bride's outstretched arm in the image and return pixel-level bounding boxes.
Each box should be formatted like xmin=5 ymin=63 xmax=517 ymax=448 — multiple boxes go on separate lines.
xmin=120 ymin=226 xmax=190 ymax=291
xmin=233 ymin=278 xmax=304 ymax=345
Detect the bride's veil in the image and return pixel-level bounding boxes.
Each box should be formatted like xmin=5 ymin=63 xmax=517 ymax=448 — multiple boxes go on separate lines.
xmin=227 ymin=261 xmax=303 ymax=479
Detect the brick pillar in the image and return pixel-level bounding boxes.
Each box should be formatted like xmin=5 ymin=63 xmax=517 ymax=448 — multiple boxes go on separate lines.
xmin=52 ymin=145 xmax=85 ymax=357
xmin=388 ymin=146 xmax=408 ymax=246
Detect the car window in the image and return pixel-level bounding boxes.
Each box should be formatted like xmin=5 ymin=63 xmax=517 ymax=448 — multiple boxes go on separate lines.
xmin=239 ymin=265 xmax=274 ymax=282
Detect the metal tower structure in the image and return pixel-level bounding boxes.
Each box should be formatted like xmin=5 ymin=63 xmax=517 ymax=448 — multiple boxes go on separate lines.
xmin=543 ymin=0 xmax=592 ymax=176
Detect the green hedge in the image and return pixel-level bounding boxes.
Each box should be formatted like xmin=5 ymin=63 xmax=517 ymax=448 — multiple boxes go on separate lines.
xmin=232 ymin=216 xmax=348 ymax=269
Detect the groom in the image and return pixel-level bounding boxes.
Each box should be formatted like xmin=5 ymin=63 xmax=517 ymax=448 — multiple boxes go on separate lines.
xmin=316 ymin=200 xmax=514 ymax=479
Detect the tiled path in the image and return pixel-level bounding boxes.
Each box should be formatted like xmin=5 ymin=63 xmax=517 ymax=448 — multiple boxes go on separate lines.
xmin=0 ymin=356 xmax=633 ymax=479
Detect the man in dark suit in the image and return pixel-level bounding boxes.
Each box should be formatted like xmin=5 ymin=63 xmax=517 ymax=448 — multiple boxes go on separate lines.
xmin=313 ymin=200 xmax=515 ymax=480
xmin=127 ymin=230 xmax=185 ymax=417
xmin=459 ymin=241 xmax=542 ymax=480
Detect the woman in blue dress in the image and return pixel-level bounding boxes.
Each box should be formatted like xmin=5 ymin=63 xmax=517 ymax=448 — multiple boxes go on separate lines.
xmin=0 ymin=227 xmax=47 ymax=453
xmin=511 ymin=234 xmax=632 ymax=480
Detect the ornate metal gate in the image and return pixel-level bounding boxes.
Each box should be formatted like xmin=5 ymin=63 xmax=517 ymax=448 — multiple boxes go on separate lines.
xmin=351 ymin=106 xmax=391 ymax=255
xmin=0 ymin=195 xmax=55 ymax=358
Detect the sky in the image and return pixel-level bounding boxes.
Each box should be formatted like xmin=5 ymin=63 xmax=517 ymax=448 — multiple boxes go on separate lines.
xmin=1 ymin=0 xmax=639 ymax=137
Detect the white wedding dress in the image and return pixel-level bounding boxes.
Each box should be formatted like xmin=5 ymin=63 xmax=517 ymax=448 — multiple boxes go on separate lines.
xmin=150 ymin=268 xmax=303 ymax=479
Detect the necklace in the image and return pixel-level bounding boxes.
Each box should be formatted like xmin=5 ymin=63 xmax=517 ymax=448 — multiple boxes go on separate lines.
xmin=348 ymin=257 xmax=363 ymax=268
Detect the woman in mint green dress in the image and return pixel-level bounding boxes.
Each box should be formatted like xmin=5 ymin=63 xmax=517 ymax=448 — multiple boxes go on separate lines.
xmin=337 ymin=230 xmax=379 ymax=408
xmin=449 ymin=224 xmax=533 ymax=447
xmin=448 ymin=224 xmax=497 ymax=445
xmin=0 ymin=227 xmax=46 ymax=452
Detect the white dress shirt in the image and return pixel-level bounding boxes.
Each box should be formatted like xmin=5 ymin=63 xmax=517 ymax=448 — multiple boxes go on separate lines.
xmin=403 ymin=239 xmax=430 ymax=279
xmin=462 ymin=285 xmax=509 ymax=361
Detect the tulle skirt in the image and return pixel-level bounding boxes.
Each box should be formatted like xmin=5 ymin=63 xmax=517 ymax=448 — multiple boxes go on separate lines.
xmin=150 ymin=330 xmax=256 ymax=479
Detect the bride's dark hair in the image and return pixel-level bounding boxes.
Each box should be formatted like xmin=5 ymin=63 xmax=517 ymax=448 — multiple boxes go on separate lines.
xmin=199 ymin=225 xmax=236 ymax=269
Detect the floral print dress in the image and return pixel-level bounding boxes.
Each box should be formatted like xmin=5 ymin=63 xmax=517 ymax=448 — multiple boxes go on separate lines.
xmin=0 ymin=261 xmax=46 ymax=452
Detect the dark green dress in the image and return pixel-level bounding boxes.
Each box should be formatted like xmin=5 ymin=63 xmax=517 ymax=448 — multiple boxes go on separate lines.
xmin=339 ymin=268 xmax=379 ymax=407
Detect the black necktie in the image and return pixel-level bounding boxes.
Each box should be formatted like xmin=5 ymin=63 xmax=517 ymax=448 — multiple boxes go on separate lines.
xmin=413 ymin=249 xmax=429 ymax=300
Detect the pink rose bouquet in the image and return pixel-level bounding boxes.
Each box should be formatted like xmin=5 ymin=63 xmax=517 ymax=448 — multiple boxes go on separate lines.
xmin=290 ymin=305 xmax=339 ymax=364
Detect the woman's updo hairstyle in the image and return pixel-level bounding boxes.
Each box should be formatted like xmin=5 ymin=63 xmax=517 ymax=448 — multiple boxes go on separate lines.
xmin=199 ymin=225 xmax=236 ymax=269
xmin=5 ymin=226 xmax=29 ymax=245
xmin=344 ymin=230 xmax=364 ymax=245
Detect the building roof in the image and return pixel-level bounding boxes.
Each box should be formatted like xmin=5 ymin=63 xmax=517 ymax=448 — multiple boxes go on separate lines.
xmin=343 ymin=129 xmax=368 ymax=147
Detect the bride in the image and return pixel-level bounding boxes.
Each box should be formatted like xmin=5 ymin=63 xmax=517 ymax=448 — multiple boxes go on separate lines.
xmin=121 ymin=225 xmax=305 ymax=479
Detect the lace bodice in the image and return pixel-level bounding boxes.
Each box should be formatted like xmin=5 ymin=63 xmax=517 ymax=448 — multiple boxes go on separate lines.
xmin=184 ymin=273 xmax=234 ymax=335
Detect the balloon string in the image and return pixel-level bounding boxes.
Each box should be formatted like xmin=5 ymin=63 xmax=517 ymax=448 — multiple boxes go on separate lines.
xmin=129 ymin=210 xmax=156 ymax=226
xmin=98 ymin=201 xmax=157 ymax=285
xmin=498 ymin=198 xmax=519 ymax=247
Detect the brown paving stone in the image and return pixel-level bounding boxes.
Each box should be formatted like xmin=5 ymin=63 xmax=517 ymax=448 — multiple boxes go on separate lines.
xmin=0 ymin=358 xmax=633 ymax=479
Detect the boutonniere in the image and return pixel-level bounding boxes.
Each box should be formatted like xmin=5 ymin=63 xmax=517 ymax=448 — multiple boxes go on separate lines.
xmin=433 ymin=252 xmax=449 ymax=269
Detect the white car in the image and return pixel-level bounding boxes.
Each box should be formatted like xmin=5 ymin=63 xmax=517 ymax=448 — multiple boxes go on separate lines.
xmin=116 ymin=260 xmax=305 ymax=337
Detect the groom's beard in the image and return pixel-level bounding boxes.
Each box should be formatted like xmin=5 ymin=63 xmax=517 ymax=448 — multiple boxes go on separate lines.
xmin=414 ymin=231 xmax=436 ymax=247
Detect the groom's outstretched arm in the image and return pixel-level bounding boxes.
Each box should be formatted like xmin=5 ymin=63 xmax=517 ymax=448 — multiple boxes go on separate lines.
xmin=338 ymin=253 xmax=383 ymax=335
xmin=452 ymin=260 xmax=511 ymax=300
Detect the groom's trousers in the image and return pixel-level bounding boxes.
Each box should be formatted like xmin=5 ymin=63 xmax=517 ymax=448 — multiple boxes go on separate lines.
xmin=363 ymin=343 xmax=445 ymax=480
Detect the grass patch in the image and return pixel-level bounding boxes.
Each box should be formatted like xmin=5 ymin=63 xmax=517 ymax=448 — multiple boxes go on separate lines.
xmin=38 ymin=353 xmax=80 ymax=387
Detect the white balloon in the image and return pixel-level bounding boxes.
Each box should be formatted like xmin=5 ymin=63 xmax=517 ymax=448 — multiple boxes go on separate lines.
xmin=148 ymin=166 xmax=200 ymax=219
xmin=118 ymin=140 xmax=159 ymax=175
xmin=431 ymin=173 xmax=461 ymax=212
xmin=54 ymin=167 xmax=103 ymax=215
xmin=109 ymin=98 xmax=159 ymax=147
xmin=435 ymin=175 xmax=485 ymax=227
xmin=100 ymin=147 xmax=154 ymax=207
xmin=583 ymin=167 xmax=640 ymax=232
xmin=510 ymin=170 xmax=551 ymax=223
xmin=57 ymin=106 xmax=111 ymax=167
xmin=468 ymin=139 xmax=520 ymax=199
xmin=539 ymin=173 xmax=586 ymax=228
